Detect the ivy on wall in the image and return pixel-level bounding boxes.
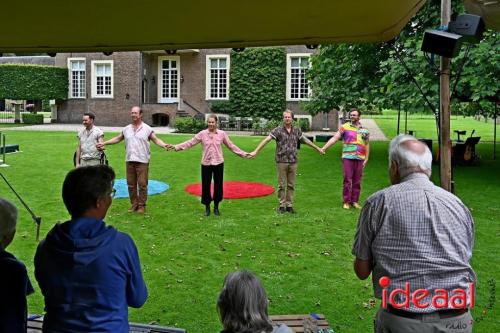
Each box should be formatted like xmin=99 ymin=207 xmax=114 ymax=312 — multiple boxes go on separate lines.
xmin=0 ymin=64 xmax=68 ymax=100
xmin=211 ymin=48 xmax=286 ymax=120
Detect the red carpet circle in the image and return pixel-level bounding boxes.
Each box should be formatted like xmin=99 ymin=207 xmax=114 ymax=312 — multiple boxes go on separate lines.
xmin=184 ymin=181 xmax=274 ymax=199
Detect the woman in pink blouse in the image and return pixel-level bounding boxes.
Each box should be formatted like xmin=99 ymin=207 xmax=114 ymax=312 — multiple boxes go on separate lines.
xmin=173 ymin=115 xmax=248 ymax=216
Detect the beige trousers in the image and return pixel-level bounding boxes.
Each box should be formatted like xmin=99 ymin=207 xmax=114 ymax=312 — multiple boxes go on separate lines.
xmin=276 ymin=162 xmax=298 ymax=208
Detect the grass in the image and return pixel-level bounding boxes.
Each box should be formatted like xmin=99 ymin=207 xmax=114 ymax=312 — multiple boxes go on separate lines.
xmin=1 ymin=130 xmax=499 ymax=332
xmin=367 ymin=111 xmax=499 ymax=142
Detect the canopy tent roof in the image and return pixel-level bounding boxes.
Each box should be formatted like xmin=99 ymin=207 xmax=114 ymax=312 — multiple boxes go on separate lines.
xmin=1 ymin=0 xmax=425 ymax=53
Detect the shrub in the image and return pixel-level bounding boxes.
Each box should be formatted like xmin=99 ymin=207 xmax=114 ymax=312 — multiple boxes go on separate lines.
xmin=22 ymin=113 xmax=44 ymax=124
xmin=209 ymin=101 xmax=233 ymax=115
xmin=297 ymin=118 xmax=311 ymax=132
xmin=175 ymin=117 xmax=206 ymax=133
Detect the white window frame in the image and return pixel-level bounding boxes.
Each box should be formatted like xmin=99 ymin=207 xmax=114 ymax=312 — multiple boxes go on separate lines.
xmin=91 ymin=60 xmax=113 ymax=98
xmin=286 ymin=53 xmax=311 ymax=101
xmin=205 ymin=55 xmax=230 ymax=100
xmin=68 ymin=57 xmax=86 ymax=99
xmin=157 ymin=56 xmax=180 ymax=103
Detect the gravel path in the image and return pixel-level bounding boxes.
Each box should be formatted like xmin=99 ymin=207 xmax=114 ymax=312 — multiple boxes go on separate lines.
xmin=1 ymin=118 xmax=388 ymax=141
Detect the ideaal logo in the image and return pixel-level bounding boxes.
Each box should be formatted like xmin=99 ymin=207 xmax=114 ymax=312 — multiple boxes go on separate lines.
xmin=379 ymin=276 xmax=474 ymax=309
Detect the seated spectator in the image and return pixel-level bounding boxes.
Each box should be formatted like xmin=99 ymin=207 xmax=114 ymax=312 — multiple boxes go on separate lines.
xmin=217 ymin=270 xmax=293 ymax=333
xmin=34 ymin=165 xmax=148 ymax=333
xmin=0 ymin=198 xmax=34 ymax=333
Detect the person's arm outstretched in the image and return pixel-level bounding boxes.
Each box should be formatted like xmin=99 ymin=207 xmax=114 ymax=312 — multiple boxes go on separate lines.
xmin=149 ymin=132 xmax=170 ymax=150
xmin=301 ymin=135 xmax=324 ymax=155
xmin=97 ymin=133 xmax=124 ymax=150
xmin=248 ymin=135 xmax=273 ymax=158
xmin=222 ymin=132 xmax=247 ymax=157
xmin=320 ymin=131 xmax=342 ymax=154
xmin=174 ymin=132 xmax=203 ymax=151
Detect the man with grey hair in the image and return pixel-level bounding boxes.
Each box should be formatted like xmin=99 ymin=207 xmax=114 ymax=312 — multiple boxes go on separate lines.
xmin=0 ymin=198 xmax=34 ymax=332
xmin=352 ymin=135 xmax=475 ymax=333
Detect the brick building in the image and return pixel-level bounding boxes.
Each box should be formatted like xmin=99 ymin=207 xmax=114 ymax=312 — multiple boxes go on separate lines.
xmin=55 ymin=46 xmax=337 ymax=130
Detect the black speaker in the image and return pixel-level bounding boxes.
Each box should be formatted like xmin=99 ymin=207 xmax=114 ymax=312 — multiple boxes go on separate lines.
xmin=448 ymin=14 xmax=485 ymax=43
xmin=421 ymin=30 xmax=463 ymax=58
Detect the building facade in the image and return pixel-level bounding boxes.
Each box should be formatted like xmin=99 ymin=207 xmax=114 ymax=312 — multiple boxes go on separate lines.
xmin=55 ymin=46 xmax=337 ymax=130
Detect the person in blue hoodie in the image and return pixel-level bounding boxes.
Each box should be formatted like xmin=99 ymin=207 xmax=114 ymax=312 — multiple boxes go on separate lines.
xmin=34 ymin=165 xmax=148 ymax=333
xmin=0 ymin=198 xmax=35 ymax=333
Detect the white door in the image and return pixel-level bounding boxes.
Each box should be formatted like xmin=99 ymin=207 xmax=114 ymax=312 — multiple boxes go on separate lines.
xmin=158 ymin=56 xmax=180 ymax=103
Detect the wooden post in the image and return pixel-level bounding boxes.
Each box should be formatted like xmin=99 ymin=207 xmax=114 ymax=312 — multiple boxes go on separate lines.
xmin=439 ymin=0 xmax=452 ymax=191
xmin=494 ymin=102 xmax=497 ymax=160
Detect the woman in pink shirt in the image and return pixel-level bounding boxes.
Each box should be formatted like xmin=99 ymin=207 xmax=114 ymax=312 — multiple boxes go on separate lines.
xmin=173 ymin=115 xmax=248 ymax=216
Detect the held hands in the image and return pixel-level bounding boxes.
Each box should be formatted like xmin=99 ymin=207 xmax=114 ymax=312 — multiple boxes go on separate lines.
xmin=164 ymin=144 xmax=179 ymax=151
xmin=245 ymin=151 xmax=257 ymax=159
xmin=96 ymin=143 xmax=105 ymax=151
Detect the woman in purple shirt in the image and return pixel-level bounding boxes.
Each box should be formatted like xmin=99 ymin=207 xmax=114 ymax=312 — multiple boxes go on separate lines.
xmin=173 ymin=114 xmax=248 ymax=216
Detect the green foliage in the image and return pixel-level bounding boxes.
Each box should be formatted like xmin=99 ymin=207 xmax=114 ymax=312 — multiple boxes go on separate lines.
xmin=0 ymin=64 xmax=68 ymax=100
xmin=306 ymin=43 xmax=390 ymax=115
xmin=174 ymin=117 xmax=206 ymax=133
xmin=209 ymin=101 xmax=233 ymax=114
xmin=21 ymin=113 xmax=44 ymax=124
xmin=307 ymin=0 xmax=499 ymax=117
xmin=229 ymin=48 xmax=286 ymax=119
xmin=296 ymin=118 xmax=311 ymax=132
xmin=42 ymin=99 xmax=51 ymax=113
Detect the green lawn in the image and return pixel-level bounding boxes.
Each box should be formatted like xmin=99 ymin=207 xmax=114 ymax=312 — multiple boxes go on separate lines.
xmin=368 ymin=112 xmax=498 ymax=142
xmin=1 ymin=130 xmax=499 ymax=332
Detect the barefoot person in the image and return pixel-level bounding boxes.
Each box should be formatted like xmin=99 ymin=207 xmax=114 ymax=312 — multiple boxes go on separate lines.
xmin=97 ymin=106 xmax=171 ymax=213
xmin=170 ymin=114 xmax=248 ymax=216
xmin=320 ymin=108 xmax=369 ymax=209
xmin=250 ymin=110 xmax=323 ymax=213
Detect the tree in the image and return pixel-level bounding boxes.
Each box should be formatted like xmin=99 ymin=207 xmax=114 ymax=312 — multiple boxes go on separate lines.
xmin=307 ymin=0 xmax=499 ymax=117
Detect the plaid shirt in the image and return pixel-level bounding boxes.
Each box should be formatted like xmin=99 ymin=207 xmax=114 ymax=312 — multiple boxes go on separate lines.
xmin=270 ymin=125 xmax=303 ymax=163
xmin=352 ymin=173 xmax=476 ymax=312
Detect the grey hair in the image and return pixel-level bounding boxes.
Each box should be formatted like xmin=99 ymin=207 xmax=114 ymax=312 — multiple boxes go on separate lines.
xmin=389 ymin=134 xmax=432 ymax=178
xmin=0 ymin=198 xmax=17 ymax=240
xmin=217 ymin=270 xmax=273 ymax=333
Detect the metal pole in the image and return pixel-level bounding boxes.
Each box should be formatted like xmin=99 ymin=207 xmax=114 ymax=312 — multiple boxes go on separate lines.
xmin=439 ymin=0 xmax=452 ymax=192
xmin=494 ymin=102 xmax=497 ymax=160
xmin=397 ymin=102 xmax=401 ymax=134
xmin=1 ymin=133 xmax=5 ymax=165
xmin=405 ymin=109 xmax=408 ymax=134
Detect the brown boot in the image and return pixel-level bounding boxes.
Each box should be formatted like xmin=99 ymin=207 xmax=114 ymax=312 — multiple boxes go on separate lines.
xmin=128 ymin=205 xmax=138 ymax=213
xmin=136 ymin=206 xmax=145 ymax=214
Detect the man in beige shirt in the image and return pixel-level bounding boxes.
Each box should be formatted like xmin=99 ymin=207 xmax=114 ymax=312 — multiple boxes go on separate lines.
xmin=76 ymin=112 xmax=104 ymax=167
xmin=98 ymin=106 xmax=170 ymax=213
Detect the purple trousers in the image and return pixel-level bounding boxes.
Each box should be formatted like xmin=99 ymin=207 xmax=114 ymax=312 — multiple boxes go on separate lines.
xmin=342 ymin=158 xmax=364 ymax=204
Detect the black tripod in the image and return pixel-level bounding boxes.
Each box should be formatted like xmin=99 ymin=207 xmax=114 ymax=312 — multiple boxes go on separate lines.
xmin=0 ymin=172 xmax=41 ymax=241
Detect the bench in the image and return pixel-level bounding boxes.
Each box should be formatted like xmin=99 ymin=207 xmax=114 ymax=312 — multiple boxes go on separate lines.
xmin=270 ymin=314 xmax=333 ymax=333
xmin=27 ymin=315 xmax=186 ymax=333
xmin=315 ymin=135 xmax=333 ymax=143
xmin=0 ymin=144 xmax=19 ymax=154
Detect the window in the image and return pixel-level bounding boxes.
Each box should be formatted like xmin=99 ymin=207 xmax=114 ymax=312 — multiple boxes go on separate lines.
xmin=286 ymin=54 xmax=311 ymax=101
xmin=68 ymin=58 xmax=86 ymax=98
xmin=91 ymin=60 xmax=113 ymax=98
xmin=158 ymin=56 xmax=180 ymax=103
xmin=206 ymin=55 xmax=230 ymax=100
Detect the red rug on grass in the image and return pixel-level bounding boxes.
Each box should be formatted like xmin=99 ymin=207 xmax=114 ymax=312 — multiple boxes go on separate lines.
xmin=184 ymin=181 xmax=274 ymax=199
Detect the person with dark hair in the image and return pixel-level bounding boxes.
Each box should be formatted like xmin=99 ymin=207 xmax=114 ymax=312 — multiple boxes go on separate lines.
xmin=0 ymin=198 xmax=34 ymax=333
xmin=34 ymin=165 xmax=148 ymax=333
xmin=249 ymin=110 xmax=323 ymax=214
xmin=320 ymin=108 xmax=369 ymax=209
xmin=170 ymin=114 xmax=248 ymax=216
xmin=217 ymin=270 xmax=292 ymax=333
xmin=97 ymin=106 xmax=171 ymax=213
xmin=76 ymin=111 xmax=104 ymax=167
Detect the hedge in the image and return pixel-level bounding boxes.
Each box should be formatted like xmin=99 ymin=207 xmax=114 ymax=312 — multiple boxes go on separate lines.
xmin=22 ymin=113 xmax=44 ymax=124
xmin=0 ymin=64 xmax=68 ymax=100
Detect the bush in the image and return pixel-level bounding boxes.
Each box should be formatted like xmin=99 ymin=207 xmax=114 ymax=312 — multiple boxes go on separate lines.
xmin=175 ymin=117 xmax=206 ymax=133
xmin=22 ymin=113 xmax=44 ymax=124
xmin=209 ymin=101 xmax=233 ymax=114
xmin=296 ymin=118 xmax=311 ymax=132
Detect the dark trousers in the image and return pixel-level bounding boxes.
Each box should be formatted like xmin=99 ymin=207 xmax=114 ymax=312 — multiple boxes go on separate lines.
xmin=201 ymin=163 xmax=224 ymax=205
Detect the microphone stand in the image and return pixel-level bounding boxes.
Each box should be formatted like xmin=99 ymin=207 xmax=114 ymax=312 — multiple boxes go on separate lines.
xmin=0 ymin=172 xmax=41 ymax=241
